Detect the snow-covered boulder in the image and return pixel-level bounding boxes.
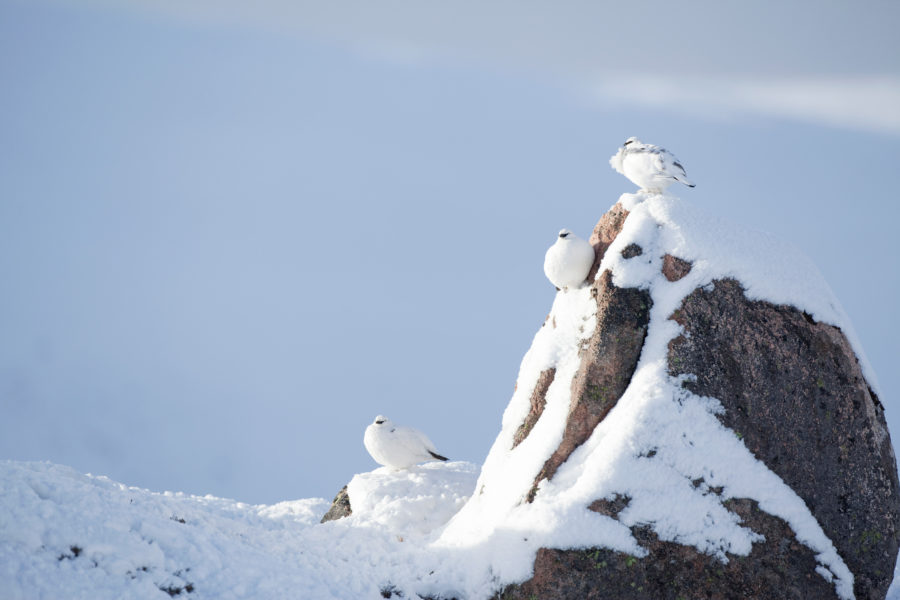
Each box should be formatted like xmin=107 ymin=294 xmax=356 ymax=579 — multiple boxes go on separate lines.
xmin=439 ymin=194 xmax=899 ymax=600
xmin=340 ymin=462 xmax=477 ymax=538
xmin=320 ymin=462 xmax=477 ymax=529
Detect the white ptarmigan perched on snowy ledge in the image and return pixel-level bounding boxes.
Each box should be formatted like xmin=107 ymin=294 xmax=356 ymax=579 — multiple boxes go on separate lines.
xmin=543 ymin=229 xmax=596 ymax=291
xmin=364 ymin=415 xmax=449 ymax=469
xmin=609 ymin=137 xmax=695 ymax=193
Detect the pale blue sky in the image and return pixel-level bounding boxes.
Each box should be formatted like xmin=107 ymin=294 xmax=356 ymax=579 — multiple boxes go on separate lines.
xmin=2 ymin=0 xmax=899 ymax=503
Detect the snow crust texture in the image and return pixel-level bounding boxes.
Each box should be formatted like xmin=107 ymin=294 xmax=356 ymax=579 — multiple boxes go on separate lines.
xmin=0 ymin=460 xmax=478 ymax=600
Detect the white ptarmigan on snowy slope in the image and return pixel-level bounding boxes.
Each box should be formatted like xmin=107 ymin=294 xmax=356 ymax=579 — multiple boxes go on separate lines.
xmin=543 ymin=229 xmax=596 ymax=291
xmin=364 ymin=415 xmax=449 ymax=469
xmin=609 ymin=137 xmax=695 ymax=193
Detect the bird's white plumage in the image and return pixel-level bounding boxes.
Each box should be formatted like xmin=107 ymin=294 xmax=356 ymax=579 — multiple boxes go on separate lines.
xmin=543 ymin=229 xmax=596 ymax=291
xmin=363 ymin=415 xmax=448 ymax=469
xmin=609 ymin=137 xmax=695 ymax=193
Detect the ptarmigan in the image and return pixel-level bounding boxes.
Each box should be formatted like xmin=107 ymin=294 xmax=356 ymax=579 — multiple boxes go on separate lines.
xmin=364 ymin=415 xmax=449 ymax=469
xmin=609 ymin=137 xmax=695 ymax=194
xmin=543 ymin=229 xmax=596 ymax=291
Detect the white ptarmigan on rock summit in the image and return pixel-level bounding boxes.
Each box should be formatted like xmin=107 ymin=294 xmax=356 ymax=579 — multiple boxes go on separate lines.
xmin=364 ymin=415 xmax=449 ymax=469
xmin=543 ymin=229 xmax=596 ymax=291
xmin=609 ymin=137 xmax=695 ymax=193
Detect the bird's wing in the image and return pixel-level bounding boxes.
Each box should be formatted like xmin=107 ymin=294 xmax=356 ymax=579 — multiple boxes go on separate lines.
xmin=664 ymin=150 xmax=688 ymax=177
xmin=651 ymin=150 xmax=670 ymax=174
xmin=411 ymin=428 xmax=438 ymax=453
xmin=672 ymin=160 xmax=686 ymax=175
xmin=648 ymin=149 xmax=680 ymax=178
xmin=394 ymin=426 xmax=438 ymax=456
xmin=664 ymin=152 xmax=695 ymax=186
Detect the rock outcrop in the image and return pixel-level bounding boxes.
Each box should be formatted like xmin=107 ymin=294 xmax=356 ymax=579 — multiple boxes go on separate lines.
xmin=320 ymin=485 xmax=352 ymax=523
xmin=502 ymin=499 xmax=837 ymax=600
xmin=669 ymin=278 xmax=899 ymax=599
xmin=491 ymin=199 xmax=900 ymax=600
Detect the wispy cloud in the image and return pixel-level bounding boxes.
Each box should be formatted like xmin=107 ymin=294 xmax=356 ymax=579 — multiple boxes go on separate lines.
xmin=49 ymin=0 xmax=900 ymax=135
xmin=592 ymin=76 xmax=900 ymax=135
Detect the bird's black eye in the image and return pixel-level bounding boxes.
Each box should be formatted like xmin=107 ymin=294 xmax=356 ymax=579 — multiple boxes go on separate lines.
xmin=559 ymin=232 xmax=569 ymax=238
xmin=624 ymin=139 xmax=633 ymax=146
xmin=376 ymin=420 xmax=385 ymax=425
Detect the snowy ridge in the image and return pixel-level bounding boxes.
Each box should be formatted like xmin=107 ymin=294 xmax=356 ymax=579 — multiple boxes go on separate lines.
xmin=0 ymin=460 xmax=478 ymax=600
xmin=438 ymin=193 xmax=861 ymax=599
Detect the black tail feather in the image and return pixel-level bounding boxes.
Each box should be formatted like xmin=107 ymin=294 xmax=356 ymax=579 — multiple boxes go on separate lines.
xmin=428 ymin=450 xmax=449 ymax=461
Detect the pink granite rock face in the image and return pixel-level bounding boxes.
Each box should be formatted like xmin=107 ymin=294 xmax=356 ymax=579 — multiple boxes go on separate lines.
xmin=661 ymin=253 xmax=692 ymax=282
xmin=512 ymin=368 xmax=556 ymax=449
xmin=668 ymin=278 xmax=900 ymax=600
xmin=504 ymin=498 xmax=837 ymax=600
xmin=586 ymin=202 xmax=630 ymax=281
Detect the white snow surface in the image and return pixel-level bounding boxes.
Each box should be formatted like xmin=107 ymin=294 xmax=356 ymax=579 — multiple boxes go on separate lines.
xmin=1 ymin=193 xmax=886 ymax=599
xmin=1 ymin=459 xmax=478 ymax=600
xmin=346 ymin=464 xmax=475 ymax=537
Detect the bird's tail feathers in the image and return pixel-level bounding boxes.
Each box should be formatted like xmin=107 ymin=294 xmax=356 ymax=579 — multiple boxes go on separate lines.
xmin=428 ymin=450 xmax=449 ymax=461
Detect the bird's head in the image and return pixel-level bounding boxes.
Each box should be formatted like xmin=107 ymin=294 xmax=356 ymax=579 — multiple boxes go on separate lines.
xmin=558 ymin=229 xmax=572 ymax=240
xmin=623 ymin=137 xmax=641 ymax=147
xmin=373 ymin=415 xmax=389 ymax=426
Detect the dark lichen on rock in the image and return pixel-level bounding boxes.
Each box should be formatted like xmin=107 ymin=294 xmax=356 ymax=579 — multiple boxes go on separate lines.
xmin=321 ymin=485 xmax=352 ymax=523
